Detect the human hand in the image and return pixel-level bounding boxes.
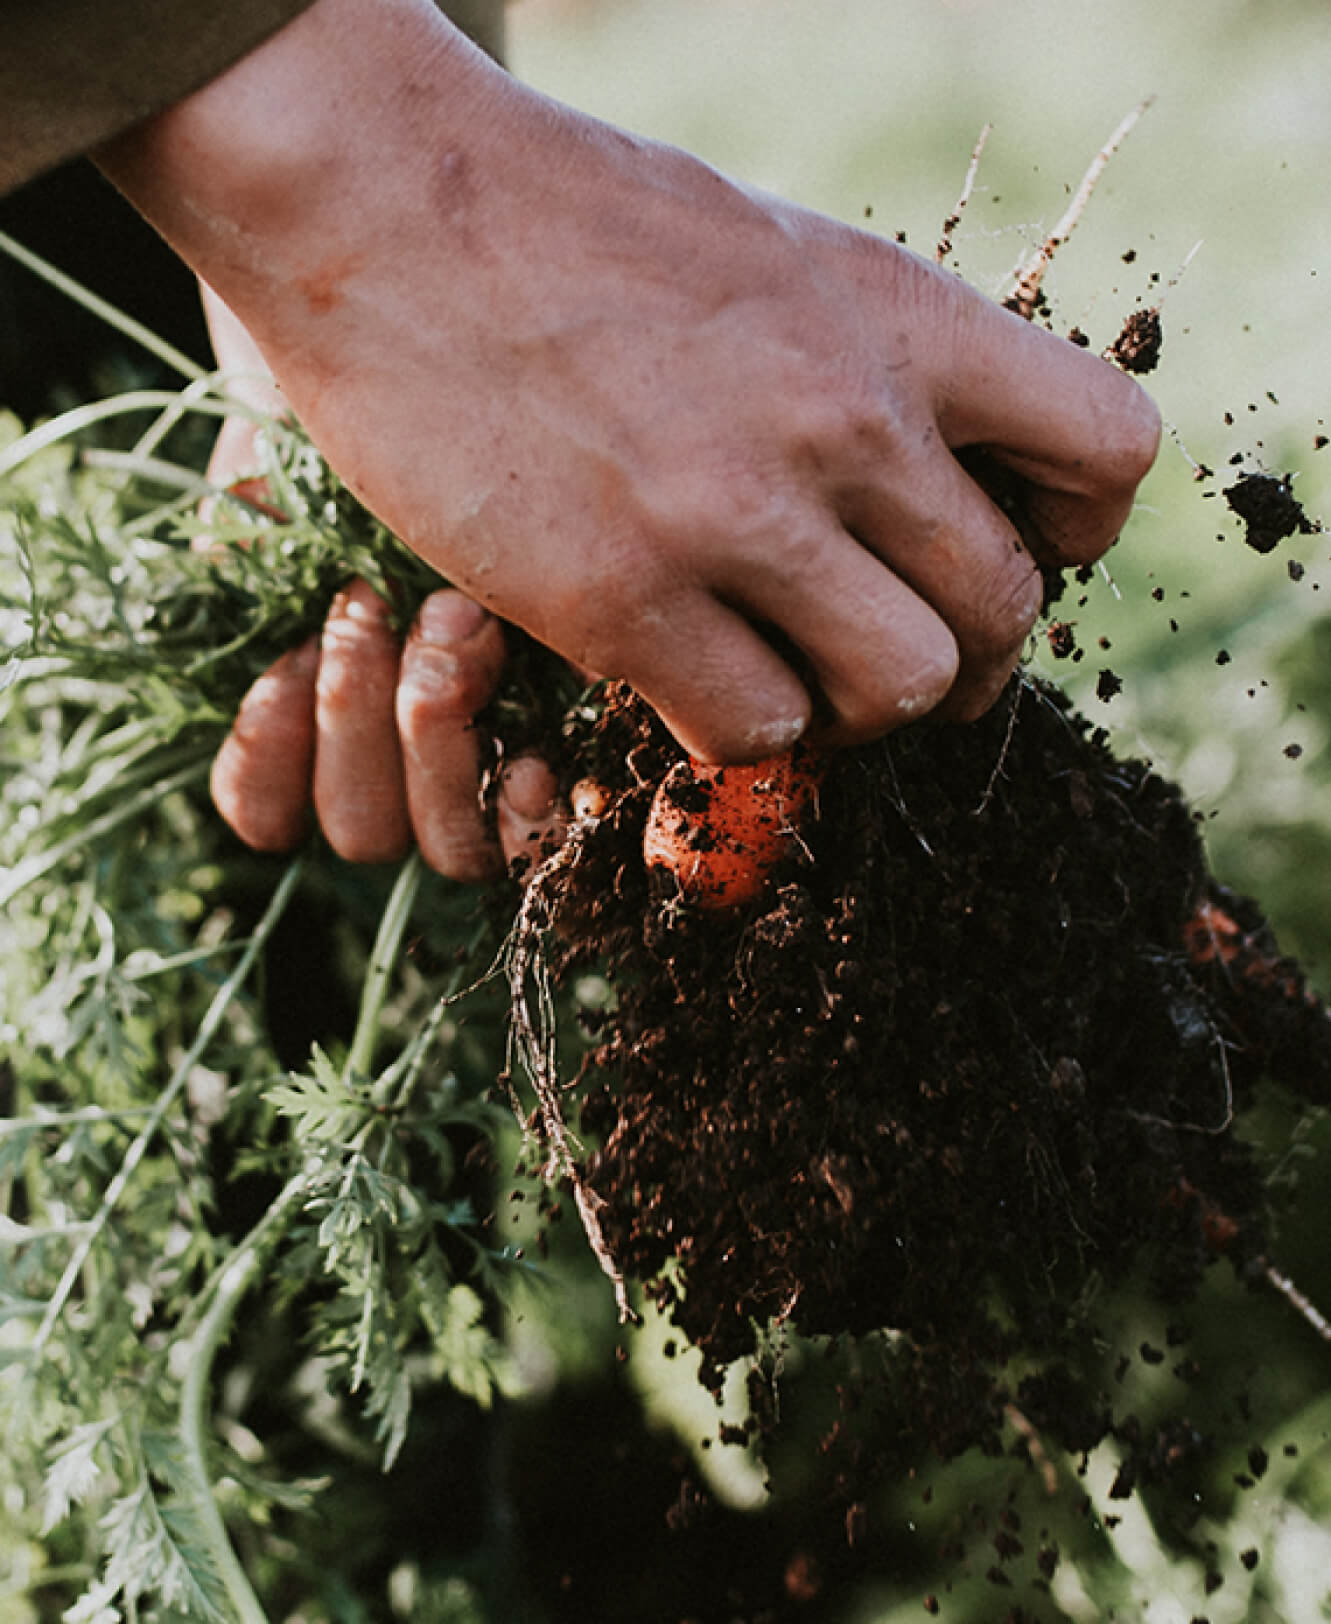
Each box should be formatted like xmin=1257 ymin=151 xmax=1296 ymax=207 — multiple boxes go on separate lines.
xmin=200 ymin=287 xmax=561 ymax=878
xmin=101 ymin=0 xmax=1160 ymax=766
xmin=210 ymin=578 xmax=563 ymax=877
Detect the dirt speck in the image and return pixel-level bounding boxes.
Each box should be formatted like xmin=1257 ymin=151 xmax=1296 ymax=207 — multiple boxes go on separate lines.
xmin=1108 ymin=307 xmax=1163 ymax=374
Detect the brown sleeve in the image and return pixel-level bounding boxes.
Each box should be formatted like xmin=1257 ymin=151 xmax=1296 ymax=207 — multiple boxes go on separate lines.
xmin=0 ymin=0 xmax=318 ymax=196
xmin=439 ymin=0 xmax=505 ymax=62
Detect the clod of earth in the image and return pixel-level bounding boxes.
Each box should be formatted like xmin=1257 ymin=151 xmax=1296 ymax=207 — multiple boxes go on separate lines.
xmin=520 ymin=673 xmax=1331 ymax=1472
xmin=1224 ymin=470 xmax=1318 ymax=554
xmin=1107 ymin=305 xmax=1163 ymax=375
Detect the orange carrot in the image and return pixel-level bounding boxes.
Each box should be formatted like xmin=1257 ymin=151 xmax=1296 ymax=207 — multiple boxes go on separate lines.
xmin=642 ymin=749 xmax=821 ymax=909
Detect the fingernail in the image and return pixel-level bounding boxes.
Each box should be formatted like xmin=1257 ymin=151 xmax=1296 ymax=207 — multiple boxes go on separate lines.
xmin=501 ymin=756 xmax=558 ymax=820
xmin=747 ymin=714 xmax=807 ymax=756
xmin=416 ymin=593 xmax=489 ymax=645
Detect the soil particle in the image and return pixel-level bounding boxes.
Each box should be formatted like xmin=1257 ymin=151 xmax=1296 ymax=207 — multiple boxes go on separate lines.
xmin=1223 ymin=471 xmax=1316 ymax=553
xmin=1108 ymin=307 xmax=1163 ymax=374
xmin=1045 ymin=621 xmax=1077 ymax=660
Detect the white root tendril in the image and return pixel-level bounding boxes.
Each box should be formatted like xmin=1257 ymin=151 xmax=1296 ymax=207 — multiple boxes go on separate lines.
xmin=1007 ymin=97 xmax=1154 ymax=320
xmin=504 ymin=813 xmax=639 ymax=1325
xmin=936 ymin=122 xmax=992 ymax=266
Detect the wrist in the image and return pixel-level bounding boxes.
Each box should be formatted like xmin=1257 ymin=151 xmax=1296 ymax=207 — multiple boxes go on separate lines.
xmin=95 ymin=0 xmax=511 ymax=326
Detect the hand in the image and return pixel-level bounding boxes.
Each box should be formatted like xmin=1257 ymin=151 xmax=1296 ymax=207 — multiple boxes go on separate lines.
xmin=100 ymin=0 xmax=1160 ymax=764
xmin=210 ymin=579 xmax=563 ymax=877
xmin=200 ymin=287 xmax=561 ymax=879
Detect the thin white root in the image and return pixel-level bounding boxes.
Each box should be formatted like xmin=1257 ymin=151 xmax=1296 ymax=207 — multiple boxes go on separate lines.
xmin=505 ymin=818 xmax=640 ymax=1325
xmin=1007 ymin=97 xmax=1155 ymax=319
xmin=937 ymin=122 xmax=993 ymax=265
xmin=1263 ymin=1261 xmax=1331 ymax=1345
xmin=1163 ymin=238 xmax=1204 ymax=299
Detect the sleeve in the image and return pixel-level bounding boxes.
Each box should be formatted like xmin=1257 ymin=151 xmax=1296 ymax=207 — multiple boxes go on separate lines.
xmin=0 ymin=0 xmax=318 ymax=197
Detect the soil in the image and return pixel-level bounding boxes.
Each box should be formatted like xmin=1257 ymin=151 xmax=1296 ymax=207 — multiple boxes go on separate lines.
xmin=1223 ymin=470 xmax=1318 ymax=554
xmin=1107 ymin=306 xmax=1163 ymax=375
xmin=511 ymin=665 xmax=1331 ymax=1510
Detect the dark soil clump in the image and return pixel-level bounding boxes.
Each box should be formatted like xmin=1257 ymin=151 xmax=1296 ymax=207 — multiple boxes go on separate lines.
xmin=531 ymin=675 xmax=1331 ymax=1470
xmin=1224 ymin=470 xmax=1317 ymax=553
xmin=1108 ymin=306 xmax=1163 ymax=374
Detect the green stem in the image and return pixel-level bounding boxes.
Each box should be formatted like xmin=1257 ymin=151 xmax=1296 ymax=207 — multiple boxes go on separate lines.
xmin=0 ymin=229 xmax=207 ymax=383
xmin=0 ymin=391 xmax=234 ymax=480
xmin=177 ymin=1176 xmax=308 ymax=1624
xmin=345 ymin=852 xmax=425 ymax=1084
xmin=33 ymin=857 xmax=305 ymax=1351
xmin=382 ymin=914 xmax=493 ymax=1112
xmin=77 ymin=447 xmax=213 ymax=495
xmin=0 ymin=1105 xmax=154 ymax=1139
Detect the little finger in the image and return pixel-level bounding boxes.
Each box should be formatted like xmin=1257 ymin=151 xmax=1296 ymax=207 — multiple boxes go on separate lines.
xmin=496 ymin=756 xmax=566 ymax=873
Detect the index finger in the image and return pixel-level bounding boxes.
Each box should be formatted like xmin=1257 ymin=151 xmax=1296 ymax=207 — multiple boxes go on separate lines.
xmin=934 ymin=288 xmax=1162 ymax=564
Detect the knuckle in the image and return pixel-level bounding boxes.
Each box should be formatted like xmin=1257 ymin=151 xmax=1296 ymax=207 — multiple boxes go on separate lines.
xmin=313 ymin=661 xmax=359 ymax=721
xmin=315 ymin=644 xmax=394 ymax=721
xmin=319 ymin=585 xmax=398 ymax=671
xmin=1098 ymin=383 xmax=1163 ymax=493
xmin=758 ymin=525 xmax=825 ymax=592
xmin=950 ymin=546 xmax=1044 ymax=670
xmin=793 ymin=375 xmax=906 ymax=476
xmin=420 ymin=832 xmax=502 ymax=882
xmin=396 ymin=652 xmax=493 ymax=728
xmin=984 ymin=553 xmax=1045 ymax=652
xmin=323 ymin=820 xmax=410 ymax=867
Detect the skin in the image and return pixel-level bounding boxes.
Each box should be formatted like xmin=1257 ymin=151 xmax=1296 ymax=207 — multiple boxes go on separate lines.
xmin=199 ymin=284 xmax=560 ymax=875
xmin=97 ymin=0 xmax=1160 ymax=871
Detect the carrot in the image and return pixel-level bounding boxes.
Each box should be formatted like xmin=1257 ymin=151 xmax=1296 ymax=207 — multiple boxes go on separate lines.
xmin=642 ymin=748 xmax=821 ymax=909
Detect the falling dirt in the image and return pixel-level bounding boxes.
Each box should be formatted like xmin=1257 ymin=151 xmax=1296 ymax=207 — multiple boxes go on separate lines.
xmin=1107 ymin=306 xmax=1163 ymax=375
xmin=1224 ymin=470 xmax=1318 ymax=554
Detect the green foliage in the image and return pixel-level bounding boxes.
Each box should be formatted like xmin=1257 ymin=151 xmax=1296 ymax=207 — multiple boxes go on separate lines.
xmin=1 ymin=390 xmax=538 ymax=1623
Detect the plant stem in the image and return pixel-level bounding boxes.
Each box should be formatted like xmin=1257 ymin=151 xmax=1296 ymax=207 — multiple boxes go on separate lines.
xmin=0 ymin=1105 xmax=155 ymax=1139
xmin=177 ymin=1176 xmax=308 ymax=1624
xmin=382 ymin=915 xmax=493 ymax=1112
xmin=0 ymin=390 xmax=235 ymax=480
xmin=33 ymin=856 xmax=305 ymax=1351
xmin=344 ymin=851 xmax=425 ymax=1084
xmin=0 ymin=229 xmax=207 ymax=383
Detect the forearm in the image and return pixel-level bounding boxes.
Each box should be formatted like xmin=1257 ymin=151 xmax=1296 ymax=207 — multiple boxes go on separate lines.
xmin=94 ymin=0 xmax=506 ymax=326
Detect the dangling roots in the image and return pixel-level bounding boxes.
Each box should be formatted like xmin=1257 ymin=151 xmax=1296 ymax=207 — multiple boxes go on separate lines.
xmin=503 ymin=815 xmax=640 ymax=1324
